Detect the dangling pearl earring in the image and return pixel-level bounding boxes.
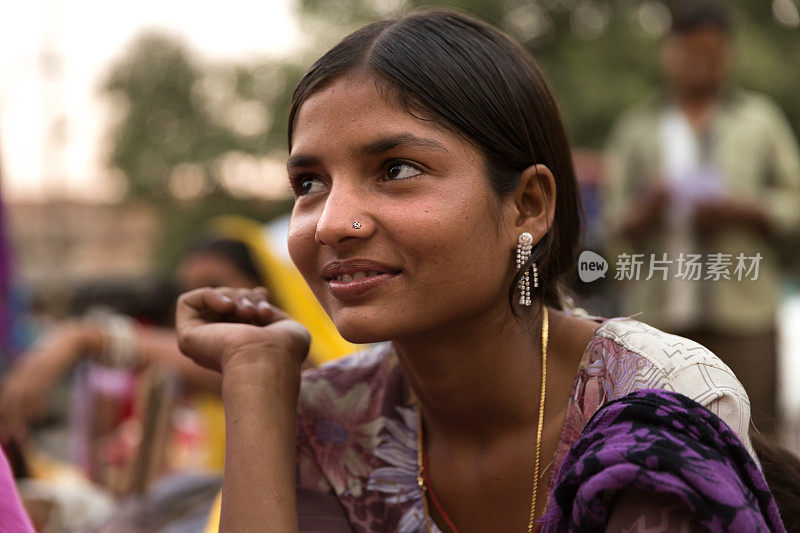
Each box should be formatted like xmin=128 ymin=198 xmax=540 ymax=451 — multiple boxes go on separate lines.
xmin=517 ymin=232 xmax=537 ymax=307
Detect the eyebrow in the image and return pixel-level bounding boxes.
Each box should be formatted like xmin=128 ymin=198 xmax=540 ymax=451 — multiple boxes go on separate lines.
xmin=287 ymin=133 xmax=448 ymax=170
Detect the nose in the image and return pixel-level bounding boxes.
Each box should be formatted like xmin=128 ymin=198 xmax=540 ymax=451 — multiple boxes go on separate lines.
xmin=314 ymin=182 xmax=372 ymax=247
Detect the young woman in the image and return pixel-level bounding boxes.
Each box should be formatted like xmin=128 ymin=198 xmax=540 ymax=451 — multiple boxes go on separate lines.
xmin=176 ymin=10 xmax=783 ymax=532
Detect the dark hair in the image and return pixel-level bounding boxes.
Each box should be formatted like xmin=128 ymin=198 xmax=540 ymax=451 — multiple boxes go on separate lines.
xmin=751 ymin=432 xmax=800 ymax=531
xmin=288 ymin=9 xmax=582 ymax=312
xmin=670 ymin=0 xmax=732 ymax=35
xmin=182 ymin=238 xmax=262 ymax=285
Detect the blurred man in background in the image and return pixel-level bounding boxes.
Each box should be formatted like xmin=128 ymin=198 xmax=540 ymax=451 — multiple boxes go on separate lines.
xmin=604 ymin=0 xmax=800 ymax=435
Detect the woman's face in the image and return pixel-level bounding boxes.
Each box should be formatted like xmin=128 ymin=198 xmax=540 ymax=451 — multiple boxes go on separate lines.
xmin=177 ymin=252 xmax=259 ymax=292
xmin=287 ymin=75 xmax=520 ymax=343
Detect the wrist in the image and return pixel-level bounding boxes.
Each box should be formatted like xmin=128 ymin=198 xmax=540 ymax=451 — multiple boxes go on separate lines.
xmin=222 ymin=340 xmax=305 ymax=374
xmin=80 ymin=314 xmax=140 ymax=368
xmin=222 ymin=356 xmax=301 ymax=410
xmin=223 ymin=343 xmax=301 ymax=381
xmin=78 ymin=322 xmax=106 ymax=354
xmin=49 ymin=322 xmax=100 ymax=366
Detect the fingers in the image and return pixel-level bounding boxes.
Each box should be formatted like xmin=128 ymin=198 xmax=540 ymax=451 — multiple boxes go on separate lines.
xmin=178 ymin=287 xmax=236 ymax=319
xmin=234 ymin=290 xmax=260 ymax=324
xmin=237 ymin=288 xmax=291 ymax=325
xmin=224 ymin=288 xmax=276 ymax=326
xmin=178 ymin=286 xmax=286 ymax=327
xmin=176 ymin=286 xmax=283 ymax=358
xmin=175 ymin=285 xmax=309 ymax=373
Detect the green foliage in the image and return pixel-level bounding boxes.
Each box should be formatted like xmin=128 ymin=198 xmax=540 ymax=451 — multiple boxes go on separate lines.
xmin=222 ymin=62 xmax=308 ymax=155
xmin=103 ymin=33 xmax=303 ymax=201
xmin=104 ymin=33 xmax=237 ymax=199
xmin=102 ymin=34 xmax=301 ymax=269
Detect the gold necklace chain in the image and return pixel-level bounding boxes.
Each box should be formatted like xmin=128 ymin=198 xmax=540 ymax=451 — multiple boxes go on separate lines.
xmin=416 ymin=306 xmax=549 ymax=533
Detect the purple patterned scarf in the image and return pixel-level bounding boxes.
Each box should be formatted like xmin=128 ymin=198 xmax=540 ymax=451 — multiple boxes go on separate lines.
xmin=542 ymin=389 xmax=785 ymax=532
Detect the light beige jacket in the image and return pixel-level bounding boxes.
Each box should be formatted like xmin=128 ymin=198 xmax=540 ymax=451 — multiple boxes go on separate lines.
xmin=604 ymin=90 xmax=800 ymax=334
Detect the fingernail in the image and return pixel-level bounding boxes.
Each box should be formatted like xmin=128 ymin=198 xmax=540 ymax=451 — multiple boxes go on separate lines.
xmin=257 ymin=301 xmax=270 ymax=312
xmin=241 ymin=298 xmax=255 ymax=308
xmin=220 ymin=295 xmax=233 ymax=304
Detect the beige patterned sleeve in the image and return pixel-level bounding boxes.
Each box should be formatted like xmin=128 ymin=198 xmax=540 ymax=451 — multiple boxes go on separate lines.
xmin=669 ymin=361 xmax=755 ymax=459
xmin=600 ymin=318 xmax=757 ymax=462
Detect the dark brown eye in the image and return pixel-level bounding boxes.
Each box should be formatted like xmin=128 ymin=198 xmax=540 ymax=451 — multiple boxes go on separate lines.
xmin=385 ymin=162 xmax=422 ymax=181
xmin=295 ymin=176 xmax=325 ymax=196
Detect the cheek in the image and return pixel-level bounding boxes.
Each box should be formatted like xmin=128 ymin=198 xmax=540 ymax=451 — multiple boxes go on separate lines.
xmin=287 ymin=210 xmax=318 ymax=281
xmin=389 ymin=194 xmax=510 ymax=298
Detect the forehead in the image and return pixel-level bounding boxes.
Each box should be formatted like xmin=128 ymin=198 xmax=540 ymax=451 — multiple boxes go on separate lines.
xmin=290 ymin=75 xmax=459 ymax=154
xmin=670 ymin=26 xmax=729 ymax=48
xmin=179 ymin=252 xmax=233 ymax=274
xmin=178 ymin=252 xmax=254 ymax=287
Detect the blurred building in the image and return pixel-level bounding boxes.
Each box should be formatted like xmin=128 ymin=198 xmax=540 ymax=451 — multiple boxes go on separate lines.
xmin=5 ymin=201 xmax=159 ymax=307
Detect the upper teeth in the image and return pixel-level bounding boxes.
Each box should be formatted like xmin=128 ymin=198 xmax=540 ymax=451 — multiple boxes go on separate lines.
xmin=335 ymin=271 xmax=380 ymax=282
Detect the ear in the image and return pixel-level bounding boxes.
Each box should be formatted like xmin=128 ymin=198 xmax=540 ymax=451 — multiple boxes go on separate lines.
xmin=513 ymin=164 xmax=556 ymax=238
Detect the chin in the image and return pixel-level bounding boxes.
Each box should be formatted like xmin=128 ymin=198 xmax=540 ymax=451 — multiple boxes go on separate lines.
xmin=334 ymin=320 xmax=396 ymax=345
xmin=330 ymin=308 xmax=405 ymax=345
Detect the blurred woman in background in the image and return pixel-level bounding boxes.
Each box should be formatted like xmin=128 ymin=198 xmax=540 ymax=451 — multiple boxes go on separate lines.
xmin=0 ymin=237 xmax=258 ymax=442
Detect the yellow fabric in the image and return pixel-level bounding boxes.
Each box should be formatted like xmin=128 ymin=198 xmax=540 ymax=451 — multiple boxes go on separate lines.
xmin=195 ymin=394 xmax=226 ymax=472
xmin=204 ymin=492 xmax=223 ymax=533
xmin=209 ymin=215 xmax=357 ymax=365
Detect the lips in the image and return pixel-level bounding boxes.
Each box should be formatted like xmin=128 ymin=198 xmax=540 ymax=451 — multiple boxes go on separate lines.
xmin=321 ymin=259 xmax=400 ymax=300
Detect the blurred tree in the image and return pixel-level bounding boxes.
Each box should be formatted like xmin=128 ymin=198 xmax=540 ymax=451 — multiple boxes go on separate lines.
xmin=104 ymin=33 xmax=235 ymax=199
xmin=102 ymin=33 xmax=302 ymax=267
xmin=218 ymin=61 xmax=308 ymax=156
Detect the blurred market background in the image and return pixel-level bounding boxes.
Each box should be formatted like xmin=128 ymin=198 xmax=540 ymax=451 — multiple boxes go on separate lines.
xmin=1 ymin=0 xmax=799 ymax=530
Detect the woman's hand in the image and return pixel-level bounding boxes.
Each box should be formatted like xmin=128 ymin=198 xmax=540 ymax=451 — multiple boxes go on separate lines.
xmin=177 ymin=287 xmax=308 ymax=532
xmin=0 ymin=322 xmax=100 ymax=441
xmin=176 ymin=286 xmax=311 ymax=376
xmin=620 ymin=182 xmax=670 ymax=242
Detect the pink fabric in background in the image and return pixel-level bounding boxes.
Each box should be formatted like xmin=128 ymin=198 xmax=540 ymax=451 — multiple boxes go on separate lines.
xmin=0 ymin=447 xmax=34 ymax=533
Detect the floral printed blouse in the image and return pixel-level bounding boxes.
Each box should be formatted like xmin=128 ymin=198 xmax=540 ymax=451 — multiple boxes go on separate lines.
xmin=294 ymin=317 xmax=754 ymax=532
